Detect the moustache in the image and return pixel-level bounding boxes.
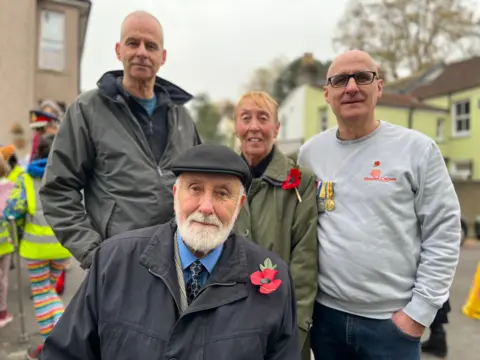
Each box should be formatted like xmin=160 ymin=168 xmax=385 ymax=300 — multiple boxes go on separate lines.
xmin=187 ymin=212 xmax=222 ymax=228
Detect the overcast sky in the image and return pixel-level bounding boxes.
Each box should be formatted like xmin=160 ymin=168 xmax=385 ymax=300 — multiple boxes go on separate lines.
xmin=81 ymin=0 xmax=349 ymax=102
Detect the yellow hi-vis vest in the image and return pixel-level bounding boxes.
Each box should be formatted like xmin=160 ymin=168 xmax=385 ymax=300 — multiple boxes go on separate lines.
xmin=19 ymin=174 xmax=71 ymax=260
xmin=0 ymin=220 xmax=14 ymax=257
xmin=7 ymin=165 xmax=23 ymax=184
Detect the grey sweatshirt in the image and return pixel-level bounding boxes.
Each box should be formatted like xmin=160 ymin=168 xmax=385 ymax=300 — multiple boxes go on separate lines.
xmin=298 ymin=121 xmax=461 ymax=327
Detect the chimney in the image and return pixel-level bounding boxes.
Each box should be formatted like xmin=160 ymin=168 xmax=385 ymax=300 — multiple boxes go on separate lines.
xmin=302 ymin=52 xmax=314 ymax=66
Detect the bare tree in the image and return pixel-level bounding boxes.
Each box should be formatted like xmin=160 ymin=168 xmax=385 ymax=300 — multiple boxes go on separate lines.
xmin=333 ymin=0 xmax=480 ymax=80
xmin=242 ymin=56 xmax=290 ymax=94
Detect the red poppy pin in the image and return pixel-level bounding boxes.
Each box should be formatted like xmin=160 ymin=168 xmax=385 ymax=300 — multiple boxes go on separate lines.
xmin=282 ymin=167 xmax=302 ymax=202
xmin=374 ymin=161 xmax=380 ymax=167
xmin=250 ymin=258 xmax=282 ymax=294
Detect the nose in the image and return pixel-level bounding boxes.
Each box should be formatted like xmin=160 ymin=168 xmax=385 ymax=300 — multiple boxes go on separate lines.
xmin=135 ymin=42 xmax=148 ymax=58
xmin=345 ymin=77 xmax=359 ymax=94
xmin=247 ymin=118 xmax=261 ymax=131
xmin=197 ymin=193 xmax=214 ymax=216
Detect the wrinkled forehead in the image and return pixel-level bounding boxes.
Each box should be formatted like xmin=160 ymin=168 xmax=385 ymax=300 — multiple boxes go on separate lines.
xmin=179 ymin=172 xmax=242 ymax=189
xmin=328 ymin=56 xmax=377 ymax=78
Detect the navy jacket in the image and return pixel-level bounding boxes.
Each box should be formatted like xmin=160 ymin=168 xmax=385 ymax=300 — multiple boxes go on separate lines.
xmin=41 ymin=220 xmax=300 ymax=360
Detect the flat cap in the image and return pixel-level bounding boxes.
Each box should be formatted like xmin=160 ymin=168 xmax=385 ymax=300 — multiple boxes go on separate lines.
xmin=171 ymin=144 xmax=252 ymax=191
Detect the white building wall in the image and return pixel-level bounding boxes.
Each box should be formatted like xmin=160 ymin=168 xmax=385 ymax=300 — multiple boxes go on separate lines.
xmin=277 ymin=85 xmax=306 ymax=154
xmin=278 ymin=85 xmax=306 ymax=141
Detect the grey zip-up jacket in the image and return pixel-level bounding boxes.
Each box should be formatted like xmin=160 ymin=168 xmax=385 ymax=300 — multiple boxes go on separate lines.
xmin=40 ymin=71 xmax=201 ymax=269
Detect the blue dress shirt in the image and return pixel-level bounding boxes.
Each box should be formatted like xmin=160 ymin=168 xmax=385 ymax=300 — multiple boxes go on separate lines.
xmin=177 ymin=233 xmax=223 ymax=288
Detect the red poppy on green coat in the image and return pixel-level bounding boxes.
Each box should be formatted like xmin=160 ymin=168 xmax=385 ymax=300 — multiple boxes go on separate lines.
xmin=282 ymin=167 xmax=301 ymax=190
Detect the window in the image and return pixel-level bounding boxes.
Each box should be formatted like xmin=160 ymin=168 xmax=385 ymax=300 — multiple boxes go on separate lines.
xmin=449 ymin=160 xmax=473 ymax=180
xmin=436 ymin=118 xmax=444 ymax=141
xmin=319 ymin=108 xmax=328 ymax=132
xmin=453 ymin=100 xmax=470 ymax=136
xmin=38 ymin=10 xmax=66 ymax=71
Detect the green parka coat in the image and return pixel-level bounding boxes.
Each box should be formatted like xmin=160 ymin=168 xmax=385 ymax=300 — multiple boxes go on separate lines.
xmin=234 ymin=147 xmax=318 ymax=347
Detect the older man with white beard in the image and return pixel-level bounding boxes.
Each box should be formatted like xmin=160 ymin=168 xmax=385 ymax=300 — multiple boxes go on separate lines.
xmin=40 ymin=144 xmax=301 ymax=360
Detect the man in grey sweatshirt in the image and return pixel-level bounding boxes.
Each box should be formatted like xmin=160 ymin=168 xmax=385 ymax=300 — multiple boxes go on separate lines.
xmin=298 ymin=50 xmax=461 ymax=360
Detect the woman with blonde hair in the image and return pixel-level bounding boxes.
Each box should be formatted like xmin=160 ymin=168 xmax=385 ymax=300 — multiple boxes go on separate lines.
xmin=233 ymin=91 xmax=318 ymax=358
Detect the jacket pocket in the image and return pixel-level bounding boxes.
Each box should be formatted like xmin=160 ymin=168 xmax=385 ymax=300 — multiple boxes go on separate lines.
xmin=99 ymin=200 xmax=116 ymax=240
xmin=100 ymin=320 xmax=167 ymax=360
xmin=204 ymin=331 xmax=265 ymax=360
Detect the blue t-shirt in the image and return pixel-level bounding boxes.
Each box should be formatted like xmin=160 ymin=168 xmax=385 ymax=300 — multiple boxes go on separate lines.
xmin=133 ymin=95 xmax=157 ymax=116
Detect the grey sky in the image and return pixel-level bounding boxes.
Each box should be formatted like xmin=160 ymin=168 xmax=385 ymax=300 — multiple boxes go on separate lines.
xmin=81 ymin=0 xmax=349 ymax=101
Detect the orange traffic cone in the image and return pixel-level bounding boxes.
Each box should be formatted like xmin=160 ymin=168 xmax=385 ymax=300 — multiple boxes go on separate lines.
xmin=462 ymin=262 xmax=480 ymax=320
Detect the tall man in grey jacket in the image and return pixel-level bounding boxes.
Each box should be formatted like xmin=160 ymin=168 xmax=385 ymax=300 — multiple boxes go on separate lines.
xmin=298 ymin=50 xmax=461 ymax=360
xmin=40 ymin=11 xmax=201 ymax=269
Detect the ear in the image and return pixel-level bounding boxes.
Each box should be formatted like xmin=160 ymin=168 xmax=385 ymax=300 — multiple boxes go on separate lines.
xmin=160 ymin=49 xmax=167 ymax=67
xmin=376 ymin=78 xmax=384 ymax=99
xmin=115 ymin=42 xmax=121 ymax=61
xmin=172 ymin=183 xmax=178 ymax=211
xmin=273 ymin=120 xmax=280 ymax=139
xmin=239 ymin=193 xmax=247 ymax=209
xmin=324 ymin=86 xmax=330 ymax=104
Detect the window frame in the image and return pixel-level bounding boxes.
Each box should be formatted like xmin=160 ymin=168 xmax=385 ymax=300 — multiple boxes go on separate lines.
xmin=38 ymin=10 xmax=66 ymax=72
xmin=451 ymin=100 xmax=470 ymax=137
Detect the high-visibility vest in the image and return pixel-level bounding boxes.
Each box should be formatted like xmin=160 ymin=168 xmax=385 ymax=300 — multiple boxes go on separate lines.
xmin=19 ymin=174 xmax=71 ymax=260
xmin=7 ymin=165 xmax=23 ymax=184
xmin=0 ymin=220 xmax=14 ymax=257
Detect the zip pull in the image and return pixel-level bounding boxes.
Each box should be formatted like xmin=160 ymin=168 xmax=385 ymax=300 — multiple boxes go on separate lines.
xmin=157 ymin=166 xmax=163 ymax=176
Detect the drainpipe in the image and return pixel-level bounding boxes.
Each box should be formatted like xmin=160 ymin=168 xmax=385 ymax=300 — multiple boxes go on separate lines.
xmin=77 ymin=3 xmax=91 ymax=95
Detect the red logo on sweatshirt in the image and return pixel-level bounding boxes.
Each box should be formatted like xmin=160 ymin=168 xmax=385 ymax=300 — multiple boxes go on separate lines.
xmin=364 ymin=161 xmax=397 ymax=182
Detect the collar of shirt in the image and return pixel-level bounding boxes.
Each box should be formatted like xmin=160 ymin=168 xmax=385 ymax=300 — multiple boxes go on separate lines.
xmin=177 ymin=232 xmax=223 ymax=274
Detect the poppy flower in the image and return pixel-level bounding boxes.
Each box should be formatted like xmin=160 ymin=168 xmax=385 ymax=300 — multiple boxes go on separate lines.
xmin=282 ymin=167 xmax=301 ymax=190
xmin=250 ymin=258 xmax=282 ymax=294
xmin=374 ymin=161 xmax=381 ymax=167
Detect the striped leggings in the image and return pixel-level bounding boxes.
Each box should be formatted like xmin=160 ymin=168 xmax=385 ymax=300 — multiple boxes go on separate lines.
xmin=26 ymin=260 xmax=67 ymax=339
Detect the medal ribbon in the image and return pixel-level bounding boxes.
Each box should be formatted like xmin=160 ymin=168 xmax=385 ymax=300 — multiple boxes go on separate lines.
xmin=326 ymin=181 xmax=334 ymax=200
xmin=318 ymin=180 xmax=327 ymax=200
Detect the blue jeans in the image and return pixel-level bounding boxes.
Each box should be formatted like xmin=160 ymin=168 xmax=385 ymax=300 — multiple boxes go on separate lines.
xmin=311 ymin=302 xmax=421 ymax=360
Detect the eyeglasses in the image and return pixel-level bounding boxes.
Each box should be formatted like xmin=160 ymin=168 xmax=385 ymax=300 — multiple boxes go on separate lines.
xmin=327 ymin=71 xmax=377 ymax=88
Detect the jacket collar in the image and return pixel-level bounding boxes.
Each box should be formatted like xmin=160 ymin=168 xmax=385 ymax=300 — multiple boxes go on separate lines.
xmin=139 ymin=220 xmax=250 ymax=287
xmin=262 ymin=146 xmax=294 ymax=186
xmin=97 ymin=70 xmax=193 ymax=105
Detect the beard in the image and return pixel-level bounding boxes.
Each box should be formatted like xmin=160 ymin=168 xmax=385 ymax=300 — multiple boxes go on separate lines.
xmin=175 ymin=196 xmax=242 ymax=253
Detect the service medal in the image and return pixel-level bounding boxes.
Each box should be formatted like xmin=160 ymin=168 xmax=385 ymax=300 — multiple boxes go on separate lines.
xmin=325 ymin=198 xmax=335 ymax=211
xmin=317 ymin=198 xmax=325 ymax=213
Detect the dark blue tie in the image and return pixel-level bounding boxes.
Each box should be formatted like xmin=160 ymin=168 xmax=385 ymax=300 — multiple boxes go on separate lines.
xmin=186 ymin=260 xmax=206 ymax=304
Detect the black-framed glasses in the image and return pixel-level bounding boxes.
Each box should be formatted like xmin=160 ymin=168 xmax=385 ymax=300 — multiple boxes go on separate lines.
xmin=327 ymin=71 xmax=377 ymax=88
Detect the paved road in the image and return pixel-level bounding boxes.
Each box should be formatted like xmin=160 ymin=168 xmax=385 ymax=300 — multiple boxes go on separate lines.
xmin=1 ymin=242 xmax=479 ymax=359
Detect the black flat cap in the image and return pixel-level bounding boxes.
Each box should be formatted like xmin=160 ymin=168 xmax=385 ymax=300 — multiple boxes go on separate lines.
xmin=171 ymin=144 xmax=252 ymax=191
